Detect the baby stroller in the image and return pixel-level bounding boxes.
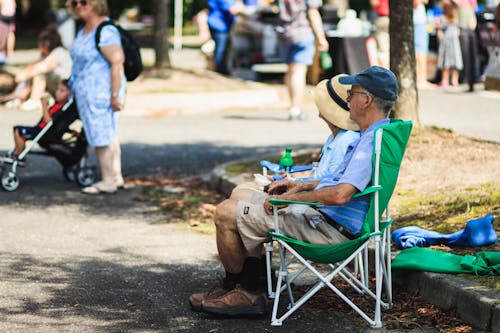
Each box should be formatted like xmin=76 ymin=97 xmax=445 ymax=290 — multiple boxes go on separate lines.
xmin=0 ymin=98 xmax=96 ymax=191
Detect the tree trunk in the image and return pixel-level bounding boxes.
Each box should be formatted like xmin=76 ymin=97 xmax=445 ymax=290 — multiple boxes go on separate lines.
xmin=389 ymin=0 xmax=420 ymax=125
xmin=154 ymin=0 xmax=171 ymax=68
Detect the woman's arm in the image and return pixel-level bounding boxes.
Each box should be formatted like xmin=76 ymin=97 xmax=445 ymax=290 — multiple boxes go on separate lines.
xmin=100 ymin=44 xmax=125 ymax=111
xmin=307 ymin=8 xmax=329 ymax=52
xmin=15 ymin=56 xmax=58 ymax=83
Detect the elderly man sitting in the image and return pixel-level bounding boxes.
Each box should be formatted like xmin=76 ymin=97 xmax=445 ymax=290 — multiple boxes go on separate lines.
xmin=190 ymin=66 xmax=399 ymax=316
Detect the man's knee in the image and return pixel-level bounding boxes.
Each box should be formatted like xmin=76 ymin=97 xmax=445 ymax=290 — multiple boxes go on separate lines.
xmin=215 ymin=199 xmax=238 ymax=229
xmin=230 ymin=185 xmax=257 ymax=202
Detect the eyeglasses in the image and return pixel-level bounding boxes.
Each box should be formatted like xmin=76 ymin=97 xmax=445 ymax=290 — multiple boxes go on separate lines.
xmin=347 ymin=89 xmax=369 ymax=99
xmin=71 ymin=0 xmax=87 ymax=8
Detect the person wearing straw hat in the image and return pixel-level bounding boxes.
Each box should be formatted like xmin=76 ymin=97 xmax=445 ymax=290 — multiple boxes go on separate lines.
xmin=190 ymin=66 xmax=398 ymax=317
xmin=229 ymin=74 xmax=360 ymax=202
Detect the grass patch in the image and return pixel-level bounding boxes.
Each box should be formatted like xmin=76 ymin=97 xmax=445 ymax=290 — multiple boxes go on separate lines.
xmin=460 ymin=275 xmax=499 ymax=290
xmin=225 ymin=159 xmax=271 ymax=175
xmin=225 ymin=151 xmax=321 ymax=176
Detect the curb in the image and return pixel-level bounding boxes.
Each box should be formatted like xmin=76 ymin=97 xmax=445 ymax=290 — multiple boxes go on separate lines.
xmin=210 ymin=161 xmax=500 ymax=332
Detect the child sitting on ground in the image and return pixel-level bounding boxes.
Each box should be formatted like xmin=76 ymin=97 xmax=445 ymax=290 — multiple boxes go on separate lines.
xmin=11 ymin=80 xmax=70 ymax=161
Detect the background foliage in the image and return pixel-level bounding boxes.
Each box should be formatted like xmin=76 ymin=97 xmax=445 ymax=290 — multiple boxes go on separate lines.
xmin=16 ymin=0 xmax=207 ymax=29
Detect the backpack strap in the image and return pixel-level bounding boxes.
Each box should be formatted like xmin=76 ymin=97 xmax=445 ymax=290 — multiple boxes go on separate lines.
xmin=95 ymin=20 xmax=115 ymax=54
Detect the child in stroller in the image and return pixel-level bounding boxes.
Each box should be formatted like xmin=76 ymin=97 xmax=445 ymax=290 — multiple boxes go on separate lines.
xmin=12 ymin=80 xmax=70 ymax=161
xmin=0 ymin=81 xmax=96 ymax=191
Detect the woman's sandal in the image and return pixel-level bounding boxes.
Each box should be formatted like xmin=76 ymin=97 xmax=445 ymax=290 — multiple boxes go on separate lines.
xmin=81 ymin=183 xmax=117 ymax=195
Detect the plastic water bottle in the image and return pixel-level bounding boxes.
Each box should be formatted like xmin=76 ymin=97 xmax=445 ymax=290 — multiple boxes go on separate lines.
xmin=320 ymin=51 xmax=333 ymax=71
xmin=279 ymin=147 xmax=294 ymax=173
xmin=311 ymin=161 xmax=320 ymax=178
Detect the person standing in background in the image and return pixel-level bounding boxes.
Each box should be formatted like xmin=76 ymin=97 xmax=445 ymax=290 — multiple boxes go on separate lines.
xmin=437 ymin=1 xmax=463 ymax=87
xmin=370 ymin=0 xmax=390 ymax=68
xmin=414 ymin=0 xmax=433 ymax=89
xmin=207 ymin=0 xmax=241 ymax=74
xmin=0 ymin=0 xmax=16 ymax=64
xmin=277 ymin=0 xmax=329 ymax=121
xmin=68 ymin=0 xmax=126 ymax=194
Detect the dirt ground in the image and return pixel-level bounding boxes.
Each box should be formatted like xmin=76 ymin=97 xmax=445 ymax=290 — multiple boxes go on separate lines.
xmin=398 ymin=126 xmax=500 ymax=195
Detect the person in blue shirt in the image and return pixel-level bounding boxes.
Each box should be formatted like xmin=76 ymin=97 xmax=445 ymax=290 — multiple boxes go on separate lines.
xmin=207 ymin=0 xmax=240 ymax=74
xmin=189 ymin=66 xmax=399 ymax=316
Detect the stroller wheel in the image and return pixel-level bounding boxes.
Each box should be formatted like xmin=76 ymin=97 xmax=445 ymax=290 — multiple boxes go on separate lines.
xmin=76 ymin=166 xmax=96 ymax=187
xmin=1 ymin=172 xmax=20 ymax=191
xmin=63 ymin=165 xmax=78 ymax=182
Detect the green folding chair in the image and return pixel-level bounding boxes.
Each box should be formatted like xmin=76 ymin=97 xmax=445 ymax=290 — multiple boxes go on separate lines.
xmin=265 ymin=119 xmax=412 ymax=327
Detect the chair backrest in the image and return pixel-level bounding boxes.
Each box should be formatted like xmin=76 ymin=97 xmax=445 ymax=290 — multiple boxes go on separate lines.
xmin=361 ymin=119 xmax=413 ymax=235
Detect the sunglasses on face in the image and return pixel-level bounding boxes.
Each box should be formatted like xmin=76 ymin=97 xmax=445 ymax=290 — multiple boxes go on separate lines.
xmin=71 ymin=0 xmax=87 ymax=8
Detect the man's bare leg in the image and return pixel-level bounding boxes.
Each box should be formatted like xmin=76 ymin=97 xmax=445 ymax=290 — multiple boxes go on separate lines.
xmin=229 ymin=185 xmax=261 ymax=201
xmin=214 ymin=199 xmax=247 ymax=274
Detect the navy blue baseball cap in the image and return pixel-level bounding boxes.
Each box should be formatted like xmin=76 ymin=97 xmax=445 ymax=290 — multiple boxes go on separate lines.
xmin=338 ymin=66 xmax=398 ymax=101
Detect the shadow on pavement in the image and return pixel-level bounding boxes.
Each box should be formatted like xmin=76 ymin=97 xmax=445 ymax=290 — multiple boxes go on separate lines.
xmin=0 ymin=252 xmax=361 ymax=333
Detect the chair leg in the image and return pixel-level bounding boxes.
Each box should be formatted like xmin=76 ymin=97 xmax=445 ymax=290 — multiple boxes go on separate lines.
xmin=265 ymin=242 xmax=275 ymax=299
xmin=385 ymin=228 xmax=393 ymax=307
xmin=373 ymin=235 xmax=383 ymax=328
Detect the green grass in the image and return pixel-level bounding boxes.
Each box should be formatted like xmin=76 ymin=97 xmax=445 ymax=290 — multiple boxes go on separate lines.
xmin=392 ymin=183 xmax=500 ymax=234
xmin=225 ymin=151 xmax=321 ymax=176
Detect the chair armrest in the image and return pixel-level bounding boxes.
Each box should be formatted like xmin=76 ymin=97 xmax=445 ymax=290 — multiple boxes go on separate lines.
xmin=268 ymin=198 xmax=321 ymax=207
xmin=352 ymin=185 xmax=383 ymax=198
xmin=268 ymin=185 xmax=382 ymax=207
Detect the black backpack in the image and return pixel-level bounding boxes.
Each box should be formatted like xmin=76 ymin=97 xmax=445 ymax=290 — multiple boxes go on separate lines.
xmin=95 ymin=20 xmax=143 ymax=81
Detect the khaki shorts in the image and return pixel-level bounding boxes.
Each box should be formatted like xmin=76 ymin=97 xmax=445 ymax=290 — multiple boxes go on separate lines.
xmin=236 ymin=191 xmax=348 ymax=257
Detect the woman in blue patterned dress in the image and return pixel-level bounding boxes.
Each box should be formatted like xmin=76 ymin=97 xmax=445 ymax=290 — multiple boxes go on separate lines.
xmin=67 ymin=0 xmax=126 ymax=194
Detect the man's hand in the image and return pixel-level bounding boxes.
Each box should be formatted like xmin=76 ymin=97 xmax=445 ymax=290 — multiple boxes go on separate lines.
xmin=267 ymin=179 xmax=296 ymax=195
xmin=263 ymin=195 xmax=287 ymax=215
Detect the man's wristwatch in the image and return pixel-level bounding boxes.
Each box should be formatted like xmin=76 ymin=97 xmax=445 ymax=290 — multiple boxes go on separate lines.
xmin=111 ymin=92 xmax=120 ymax=98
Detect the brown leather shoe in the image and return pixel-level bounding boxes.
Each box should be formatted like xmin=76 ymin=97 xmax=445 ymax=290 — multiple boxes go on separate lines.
xmin=189 ymin=285 xmax=228 ymax=312
xmin=201 ymin=286 xmax=267 ymax=316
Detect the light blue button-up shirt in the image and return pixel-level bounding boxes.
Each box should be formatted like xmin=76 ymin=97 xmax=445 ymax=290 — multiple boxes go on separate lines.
xmin=315 ymin=118 xmax=390 ymax=236
xmin=315 ymin=130 xmax=360 ymax=179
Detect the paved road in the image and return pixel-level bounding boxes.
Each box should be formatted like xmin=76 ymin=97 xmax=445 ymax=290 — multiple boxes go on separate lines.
xmin=418 ymin=86 xmax=500 ymax=143
xmin=0 ymin=76 xmax=498 ymax=332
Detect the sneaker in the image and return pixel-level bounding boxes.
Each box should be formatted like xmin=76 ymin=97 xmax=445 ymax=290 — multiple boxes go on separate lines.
xmin=5 ymin=98 xmax=21 ymax=109
xmin=201 ymin=286 xmax=267 ymax=316
xmin=288 ymin=107 xmax=307 ymax=121
xmin=288 ymin=112 xmax=307 ymax=121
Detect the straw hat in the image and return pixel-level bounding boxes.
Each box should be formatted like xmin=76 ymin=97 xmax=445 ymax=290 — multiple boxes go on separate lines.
xmin=312 ymin=74 xmax=359 ymax=131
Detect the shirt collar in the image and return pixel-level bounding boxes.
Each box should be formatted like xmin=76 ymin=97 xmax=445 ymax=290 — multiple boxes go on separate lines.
xmin=361 ymin=118 xmax=390 ymax=136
